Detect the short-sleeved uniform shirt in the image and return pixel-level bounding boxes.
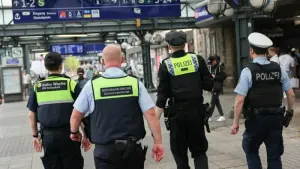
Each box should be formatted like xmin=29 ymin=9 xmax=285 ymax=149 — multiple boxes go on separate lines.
xmin=27 ymin=74 xmax=81 ymax=113
xmin=73 ymin=67 xmax=155 ymax=116
xmin=234 ymin=57 xmax=292 ymax=97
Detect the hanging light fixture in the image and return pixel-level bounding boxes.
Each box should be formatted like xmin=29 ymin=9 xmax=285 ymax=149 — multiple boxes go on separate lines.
xmin=249 ymin=0 xmax=268 ymax=9
xmin=206 ymin=0 xmax=226 ymax=16
xmin=263 ymin=0 xmax=278 ymax=13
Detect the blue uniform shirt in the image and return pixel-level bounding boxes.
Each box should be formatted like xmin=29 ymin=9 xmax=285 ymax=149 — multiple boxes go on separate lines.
xmin=234 ymin=56 xmax=292 ymax=96
xmin=73 ymin=67 xmax=155 ymax=116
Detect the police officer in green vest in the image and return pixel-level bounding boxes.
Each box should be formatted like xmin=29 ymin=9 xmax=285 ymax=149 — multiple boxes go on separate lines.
xmin=155 ymin=30 xmax=214 ymax=169
xmin=27 ymin=52 xmax=88 ymax=169
xmin=70 ymin=44 xmax=164 ymax=169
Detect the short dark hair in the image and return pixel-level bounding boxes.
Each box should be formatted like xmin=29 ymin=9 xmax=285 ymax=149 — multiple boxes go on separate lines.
xmin=77 ymin=67 xmax=84 ymax=74
xmin=44 ymin=52 xmax=63 ymax=71
xmin=251 ymin=45 xmax=267 ymax=55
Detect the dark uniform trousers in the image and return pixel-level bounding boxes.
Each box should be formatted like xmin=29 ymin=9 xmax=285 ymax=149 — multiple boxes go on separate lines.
xmin=41 ymin=128 xmax=84 ymax=169
xmin=243 ymin=114 xmax=284 ymax=169
xmin=93 ymin=143 xmax=146 ymax=169
xmin=169 ymin=104 xmax=209 ymax=169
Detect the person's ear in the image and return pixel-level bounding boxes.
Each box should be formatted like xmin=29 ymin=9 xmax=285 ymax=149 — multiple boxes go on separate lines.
xmin=101 ymin=58 xmax=104 ymax=65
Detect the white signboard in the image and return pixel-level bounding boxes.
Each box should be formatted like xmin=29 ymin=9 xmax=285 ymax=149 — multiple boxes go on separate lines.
xmin=12 ymin=47 xmax=23 ymax=58
xmin=2 ymin=68 xmax=21 ymax=94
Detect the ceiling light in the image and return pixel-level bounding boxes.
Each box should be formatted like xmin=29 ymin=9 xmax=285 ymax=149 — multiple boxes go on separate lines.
xmin=56 ymin=34 xmax=88 ymax=38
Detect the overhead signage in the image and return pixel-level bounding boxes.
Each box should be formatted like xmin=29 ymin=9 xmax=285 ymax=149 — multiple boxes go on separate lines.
xmin=12 ymin=47 xmax=23 ymax=58
xmin=86 ymin=43 xmax=106 ymax=54
xmin=224 ymin=0 xmax=240 ymax=8
xmin=195 ymin=6 xmax=212 ymax=23
xmin=50 ymin=44 xmax=85 ymax=55
xmin=11 ymin=0 xmax=181 ymax=23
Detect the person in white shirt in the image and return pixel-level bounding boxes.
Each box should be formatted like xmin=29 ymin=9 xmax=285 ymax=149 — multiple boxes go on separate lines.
xmin=23 ymin=71 xmax=31 ymax=98
xmin=268 ymin=47 xmax=280 ymax=64
xmin=279 ymin=49 xmax=296 ymax=99
xmin=279 ymin=51 xmax=295 ymax=78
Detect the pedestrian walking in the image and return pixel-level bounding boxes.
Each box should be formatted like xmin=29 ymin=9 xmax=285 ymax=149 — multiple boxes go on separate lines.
xmin=231 ymin=32 xmax=296 ymax=169
xmin=155 ymin=30 xmax=214 ymax=169
xmin=23 ymin=70 xmax=31 ymax=98
xmin=208 ymin=55 xmax=227 ymax=122
xmin=76 ymin=67 xmax=89 ymax=89
xmin=27 ymin=52 xmax=90 ymax=169
xmin=70 ymin=44 xmax=164 ymax=169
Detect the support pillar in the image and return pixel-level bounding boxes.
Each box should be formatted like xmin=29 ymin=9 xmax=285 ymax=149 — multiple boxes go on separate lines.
xmin=234 ymin=9 xmax=253 ymax=78
xmin=141 ymin=41 xmax=155 ymax=90
xmin=22 ymin=45 xmax=30 ymax=73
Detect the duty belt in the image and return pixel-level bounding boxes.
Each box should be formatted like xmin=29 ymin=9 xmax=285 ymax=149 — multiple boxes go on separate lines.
xmin=96 ymin=137 xmax=142 ymax=147
xmin=252 ymin=107 xmax=285 ymax=115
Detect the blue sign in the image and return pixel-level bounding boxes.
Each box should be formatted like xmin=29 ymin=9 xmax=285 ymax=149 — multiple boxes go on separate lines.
xmin=12 ymin=0 xmax=181 ymax=23
xmin=6 ymin=58 xmax=20 ymax=65
xmin=50 ymin=43 xmax=85 ymax=55
xmin=86 ymin=43 xmax=106 ymax=54
xmin=195 ymin=6 xmax=212 ymax=23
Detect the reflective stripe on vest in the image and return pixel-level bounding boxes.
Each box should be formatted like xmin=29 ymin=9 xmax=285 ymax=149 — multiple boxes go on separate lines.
xmin=165 ymin=54 xmax=199 ymax=76
xmin=92 ymin=76 xmax=139 ymax=100
xmin=35 ymin=77 xmax=75 ymax=106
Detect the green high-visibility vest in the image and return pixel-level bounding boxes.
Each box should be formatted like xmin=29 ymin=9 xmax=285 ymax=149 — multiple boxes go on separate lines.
xmin=35 ymin=76 xmax=76 ymax=105
xmin=92 ymin=76 xmax=139 ymax=100
xmin=91 ymin=75 xmax=145 ymax=144
xmin=165 ymin=54 xmax=199 ymax=76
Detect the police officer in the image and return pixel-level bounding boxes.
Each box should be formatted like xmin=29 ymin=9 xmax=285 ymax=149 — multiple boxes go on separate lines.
xmin=155 ymin=30 xmax=213 ymax=169
xmin=231 ymin=32 xmax=296 ymax=169
xmin=70 ymin=44 xmax=164 ymax=169
xmin=27 ymin=52 xmax=88 ymax=169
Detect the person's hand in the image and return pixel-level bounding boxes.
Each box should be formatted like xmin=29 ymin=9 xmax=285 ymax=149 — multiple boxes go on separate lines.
xmin=152 ymin=144 xmax=164 ymax=162
xmin=231 ymin=123 xmax=239 ymax=135
xmin=81 ymin=137 xmax=92 ymax=152
xmin=33 ymin=137 xmax=42 ymax=152
xmin=70 ymin=133 xmax=82 ymax=142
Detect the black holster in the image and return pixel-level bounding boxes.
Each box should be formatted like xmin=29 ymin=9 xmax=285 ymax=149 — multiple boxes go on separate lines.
xmin=283 ymin=109 xmax=294 ymax=128
xmin=164 ymin=106 xmax=170 ymax=131
xmin=203 ymin=103 xmax=211 ymax=133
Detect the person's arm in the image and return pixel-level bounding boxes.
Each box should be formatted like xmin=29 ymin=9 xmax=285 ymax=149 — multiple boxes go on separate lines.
xmin=27 ymin=88 xmax=39 ymax=136
xmin=197 ymin=55 xmax=214 ymax=91
xmin=155 ymin=62 xmax=169 ymax=118
xmin=233 ymin=94 xmax=245 ymax=125
xmin=231 ymin=68 xmax=251 ymax=134
xmin=144 ymin=108 xmax=162 ymax=144
xmin=70 ymin=81 xmax=93 ymax=141
xmin=280 ymin=67 xmax=295 ymax=110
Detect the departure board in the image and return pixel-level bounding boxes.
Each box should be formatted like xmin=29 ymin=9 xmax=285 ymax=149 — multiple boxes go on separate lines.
xmin=12 ymin=0 xmax=181 ymax=23
xmin=50 ymin=43 xmax=85 ymax=55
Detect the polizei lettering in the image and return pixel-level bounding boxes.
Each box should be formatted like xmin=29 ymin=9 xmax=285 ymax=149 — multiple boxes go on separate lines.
xmin=101 ymin=86 xmax=133 ymax=97
xmin=37 ymin=80 xmax=68 ymax=92
xmin=173 ymin=60 xmax=192 ymax=71
xmin=256 ymin=72 xmax=280 ymax=81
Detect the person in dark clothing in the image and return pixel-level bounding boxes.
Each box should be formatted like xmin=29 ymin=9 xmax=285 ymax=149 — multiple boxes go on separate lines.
xmin=208 ymin=55 xmax=227 ymax=122
xmin=156 ymin=30 xmax=213 ymax=169
xmin=27 ymin=52 xmax=91 ymax=169
xmin=76 ymin=67 xmax=89 ymax=89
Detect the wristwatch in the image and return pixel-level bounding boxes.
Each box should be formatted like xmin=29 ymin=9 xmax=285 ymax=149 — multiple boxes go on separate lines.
xmin=71 ymin=131 xmax=80 ymax=134
xmin=33 ymin=134 xmax=39 ymax=138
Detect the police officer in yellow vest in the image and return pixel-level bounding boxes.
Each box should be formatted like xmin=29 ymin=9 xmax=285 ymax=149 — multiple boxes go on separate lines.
xmin=70 ymin=44 xmax=164 ymax=169
xmin=27 ymin=52 xmax=88 ymax=169
xmin=155 ymin=30 xmax=214 ymax=169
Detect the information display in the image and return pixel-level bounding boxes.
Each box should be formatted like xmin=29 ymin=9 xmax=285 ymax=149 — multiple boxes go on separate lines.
xmin=2 ymin=68 xmax=21 ymax=94
xmin=50 ymin=43 xmax=85 ymax=55
xmin=86 ymin=43 xmax=106 ymax=54
xmin=12 ymin=0 xmax=181 ymax=23
xmin=195 ymin=6 xmax=212 ymax=23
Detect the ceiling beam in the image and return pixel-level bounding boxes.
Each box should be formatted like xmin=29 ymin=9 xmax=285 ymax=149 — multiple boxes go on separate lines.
xmin=0 ymin=18 xmax=195 ymax=37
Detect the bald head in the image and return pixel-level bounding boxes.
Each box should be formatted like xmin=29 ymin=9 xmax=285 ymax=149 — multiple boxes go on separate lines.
xmin=102 ymin=44 xmax=124 ymax=68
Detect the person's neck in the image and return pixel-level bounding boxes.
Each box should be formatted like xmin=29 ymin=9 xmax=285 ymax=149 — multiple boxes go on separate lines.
xmin=49 ymin=71 xmax=61 ymax=74
xmin=171 ymin=49 xmax=184 ymax=53
xmin=78 ymin=76 xmax=84 ymax=80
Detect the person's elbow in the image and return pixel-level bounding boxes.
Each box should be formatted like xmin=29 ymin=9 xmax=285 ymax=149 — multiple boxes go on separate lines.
xmin=235 ymin=95 xmax=245 ymax=106
xmin=144 ymin=107 xmax=157 ymax=121
xmin=71 ymin=109 xmax=84 ymax=122
xmin=28 ymin=111 xmax=36 ymax=119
